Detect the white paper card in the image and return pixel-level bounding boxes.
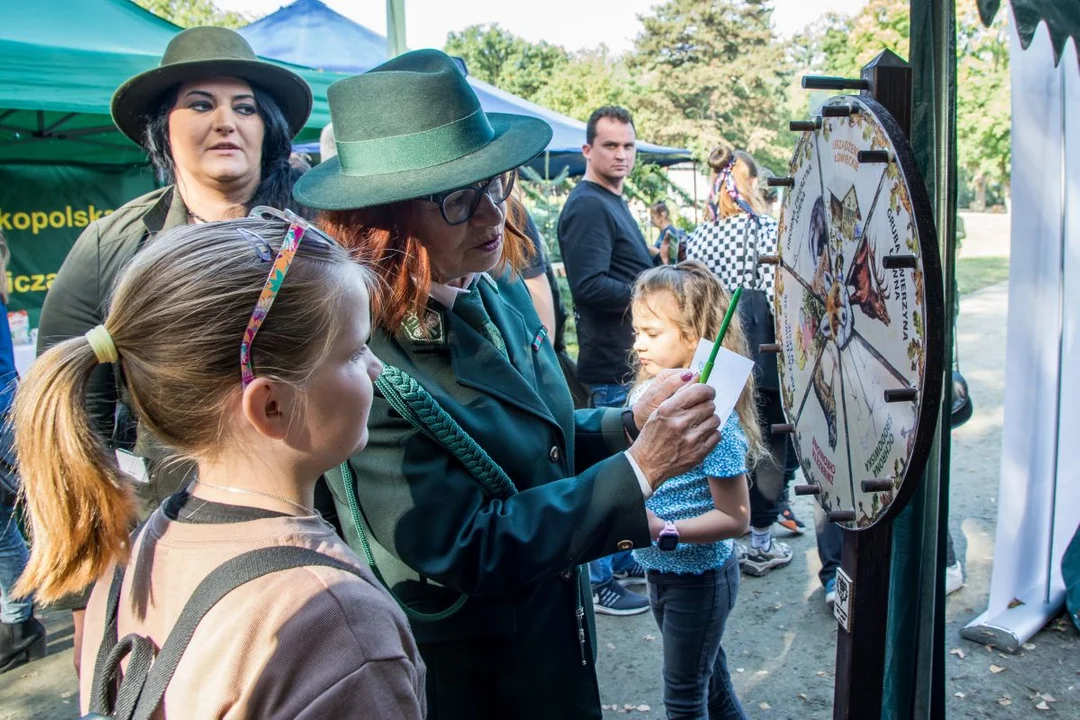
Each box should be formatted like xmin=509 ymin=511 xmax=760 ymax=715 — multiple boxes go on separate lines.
xmin=115 ymin=450 xmax=149 ymax=484
xmin=690 ymin=339 xmax=755 ymax=422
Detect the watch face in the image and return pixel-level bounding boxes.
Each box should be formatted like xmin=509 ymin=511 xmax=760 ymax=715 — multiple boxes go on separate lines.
xmin=658 ymin=533 xmax=679 ymax=551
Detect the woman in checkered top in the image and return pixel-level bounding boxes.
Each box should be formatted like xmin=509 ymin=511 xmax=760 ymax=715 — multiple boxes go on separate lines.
xmin=684 ymin=142 xmax=802 ymax=579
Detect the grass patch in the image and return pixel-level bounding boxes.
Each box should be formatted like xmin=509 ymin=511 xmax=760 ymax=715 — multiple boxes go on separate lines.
xmin=956 ymin=256 xmax=1010 ymax=296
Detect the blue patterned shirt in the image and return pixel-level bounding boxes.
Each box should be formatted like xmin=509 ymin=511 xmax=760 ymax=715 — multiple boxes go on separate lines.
xmin=633 ymin=411 xmax=749 ymax=575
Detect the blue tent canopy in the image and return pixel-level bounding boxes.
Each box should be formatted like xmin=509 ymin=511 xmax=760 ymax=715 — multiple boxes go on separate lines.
xmin=239 ymin=0 xmax=691 ymax=177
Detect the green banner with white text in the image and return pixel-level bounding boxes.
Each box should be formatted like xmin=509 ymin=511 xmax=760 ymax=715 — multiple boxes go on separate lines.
xmin=0 ymin=164 xmax=156 ymax=326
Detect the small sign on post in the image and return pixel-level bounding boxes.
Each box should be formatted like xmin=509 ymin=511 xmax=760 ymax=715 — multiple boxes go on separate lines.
xmin=834 ymin=568 xmax=854 ymax=632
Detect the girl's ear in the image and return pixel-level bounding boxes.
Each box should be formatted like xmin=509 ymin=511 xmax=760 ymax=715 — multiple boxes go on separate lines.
xmin=241 ymin=378 xmax=296 ymax=441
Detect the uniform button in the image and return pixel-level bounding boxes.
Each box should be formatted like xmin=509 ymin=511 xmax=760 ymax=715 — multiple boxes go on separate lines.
xmin=549 ymin=446 xmax=560 ymax=462
xmin=616 ymin=539 xmax=634 ymax=551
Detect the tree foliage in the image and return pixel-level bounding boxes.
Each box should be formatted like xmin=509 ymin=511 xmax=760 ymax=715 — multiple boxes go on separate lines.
xmin=443 ymin=0 xmax=1010 ymax=210
xmin=533 ymin=46 xmax=633 ymax=122
xmin=445 ymin=24 xmax=570 ymax=100
xmin=133 ymin=0 xmax=248 ymax=28
xmin=627 ymin=0 xmax=793 ymax=171
xmin=956 ymin=0 xmax=1011 ymax=208
xmin=790 ymin=0 xmax=1009 ymax=208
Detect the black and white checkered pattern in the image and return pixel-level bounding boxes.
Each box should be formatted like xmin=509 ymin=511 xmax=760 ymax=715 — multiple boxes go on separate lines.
xmin=684 ymin=214 xmax=778 ymax=306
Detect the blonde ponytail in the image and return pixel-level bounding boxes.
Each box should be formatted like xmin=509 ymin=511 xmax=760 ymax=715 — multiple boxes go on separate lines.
xmin=12 ymin=217 xmax=368 ymax=602
xmin=12 ymin=336 xmax=136 ymax=602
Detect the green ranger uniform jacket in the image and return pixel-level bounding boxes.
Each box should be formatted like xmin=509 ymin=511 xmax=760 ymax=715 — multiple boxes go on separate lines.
xmin=324 ymin=271 xmax=652 ymax=720
xmin=37 ymin=186 xmax=194 ymax=505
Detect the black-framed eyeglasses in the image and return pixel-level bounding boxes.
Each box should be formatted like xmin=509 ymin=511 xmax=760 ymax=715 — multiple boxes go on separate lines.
xmin=425 ymin=170 xmax=516 ymax=225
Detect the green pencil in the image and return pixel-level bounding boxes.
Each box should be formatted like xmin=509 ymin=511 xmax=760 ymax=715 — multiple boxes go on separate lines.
xmin=699 ymin=287 xmax=743 ymax=384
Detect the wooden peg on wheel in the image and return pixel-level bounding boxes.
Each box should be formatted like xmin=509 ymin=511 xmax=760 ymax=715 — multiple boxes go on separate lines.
xmin=882 ymin=254 xmax=917 ymax=269
xmin=801 ymin=76 xmax=871 ymax=91
xmin=790 ymin=118 xmax=822 ymax=132
xmin=759 ymin=254 xmax=780 ymax=265
xmin=770 ymin=423 xmax=795 ymax=435
xmin=758 ymin=343 xmax=781 ymax=354
xmin=828 ymin=510 xmax=857 ymax=522
xmin=857 ymin=150 xmax=893 ymax=164
xmin=861 ymin=479 xmax=895 ymax=492
xmin=883 ymin=388 xmax=918 ymax=403
xmin=794 ymin=483 xmax=822 ymax=496
xmin=822 ymin=104 xmax=859 ymax=118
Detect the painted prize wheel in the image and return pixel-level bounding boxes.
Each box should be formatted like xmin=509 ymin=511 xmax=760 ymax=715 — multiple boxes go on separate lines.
xmin=774 ymin=95 xmax=945 ymax=530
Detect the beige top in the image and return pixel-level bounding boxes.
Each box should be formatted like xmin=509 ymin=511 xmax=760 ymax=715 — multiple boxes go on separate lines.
xmin=80 ymin=506 xmax=426 ymax=719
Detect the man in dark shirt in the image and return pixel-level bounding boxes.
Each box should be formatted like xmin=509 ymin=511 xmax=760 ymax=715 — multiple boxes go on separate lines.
xmin=558 ymin=106 xmax=654 ymax=615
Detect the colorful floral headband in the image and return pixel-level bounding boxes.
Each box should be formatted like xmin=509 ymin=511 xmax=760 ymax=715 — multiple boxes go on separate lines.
xmin=709 ymin=156 xmax=758 ymax=221
xmin=239 ymin=207 xmax=337 ymax=387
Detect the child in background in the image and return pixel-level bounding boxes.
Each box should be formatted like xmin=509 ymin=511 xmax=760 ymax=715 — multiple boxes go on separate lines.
xmin=12 ymin=214 xmax=425 ymax=717
xmin=630 ymin=261 xmax=763 ymax=720
xmin=649 ymin=201 xmax=686 ymax=265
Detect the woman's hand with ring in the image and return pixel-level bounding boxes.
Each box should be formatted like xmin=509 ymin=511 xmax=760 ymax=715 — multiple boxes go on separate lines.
xmin=629 ymin=368 xmax=695 ymax=431
xmin=627 ymin=380 xmax=721 ymax=489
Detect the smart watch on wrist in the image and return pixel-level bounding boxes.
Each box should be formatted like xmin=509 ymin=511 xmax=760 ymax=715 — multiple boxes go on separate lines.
xmin=657 ymin=521 xmax=679 ymax=551
xmin=621 ymin=407 xmax=640 ymax=442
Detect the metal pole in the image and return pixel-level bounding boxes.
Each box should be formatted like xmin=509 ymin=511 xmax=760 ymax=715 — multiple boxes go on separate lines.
xmin=386 ymin=0 xmax=407 ymax=58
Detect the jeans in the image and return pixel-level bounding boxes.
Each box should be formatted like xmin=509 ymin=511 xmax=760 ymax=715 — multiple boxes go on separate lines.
xmin=588 ymin=382 xmax=629 ymax=410
xmin=749 ymin=390 xmax=797 ymax=529
xmin=647 ymin=554 xmax=748 ymax=720
xmin=813 ymin=508 xmax=958 ymax=589
xmin=589 ymin=551 xmax=639 ymax=586
xmin=0 ymin=504 xmax=31 ymax=624
xmin=588 ymin=382 xmax=633 ymax=587
xmin=815 ymin=505 xmax=844 ymax=588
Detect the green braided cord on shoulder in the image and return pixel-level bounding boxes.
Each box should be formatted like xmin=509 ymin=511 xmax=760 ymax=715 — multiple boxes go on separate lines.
xmin=375 ymin=366 xmax=517 ymax=499
xmin=339 ymin=461 xmax=467 ymax=622
xmin=337 ymin=364 xmax=518 ymax=622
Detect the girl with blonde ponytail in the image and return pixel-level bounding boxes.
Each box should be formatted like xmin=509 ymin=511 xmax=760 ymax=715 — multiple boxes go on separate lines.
xmin=626 ymin=260 xmax=758 ymax=718
xmin=13 ymin=215 xmax=425 ymax=717
xmin=688 ymin=140 xmax=803 ymax=578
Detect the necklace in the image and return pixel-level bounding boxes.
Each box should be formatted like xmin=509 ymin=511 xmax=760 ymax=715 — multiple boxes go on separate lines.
xmin=194 ymin=479 xmax=315 ymax=516
xmin=188 ymin=209 xmax=209 ymax=224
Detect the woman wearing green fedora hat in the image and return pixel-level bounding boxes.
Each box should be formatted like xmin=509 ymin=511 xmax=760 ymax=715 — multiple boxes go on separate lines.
xmin=34 ymin=26 xmax=314 ymax=675
xmin=299 ymin=49 xmax=723 ymax=719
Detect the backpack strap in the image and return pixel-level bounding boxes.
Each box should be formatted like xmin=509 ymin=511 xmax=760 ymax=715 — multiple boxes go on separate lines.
xmin=88 ymin=546 xmax=365 ymax=720
xmin=86 ymin=564 xmax=128 ymax=715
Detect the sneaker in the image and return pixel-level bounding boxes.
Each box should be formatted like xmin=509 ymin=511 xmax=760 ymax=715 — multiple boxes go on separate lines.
xmin=592 ymin=579 xmax=650 ymax=616
xmin=824 ymin=577 xmax=837 ymax=607
xmin=776 ymin=503 xmax=807 ymax=535
xmin=741 ymin=540 xmax=794 ymax=577
xmin=612 ymin=560 xmax=647 ymax=587
xmin=945 ymin=562 xmax=964 ymax=595
xmin=734 ymin=542 xmax=748 ymax=565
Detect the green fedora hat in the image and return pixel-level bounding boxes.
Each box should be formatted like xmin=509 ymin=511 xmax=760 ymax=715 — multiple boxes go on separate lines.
xmin=111 ymin=26 xmax=313 ymax=146
xmin=293 ymin=49 xmax=553 ymax=210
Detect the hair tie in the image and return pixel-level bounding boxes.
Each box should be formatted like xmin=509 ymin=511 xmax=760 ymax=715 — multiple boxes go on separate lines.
xmin=84 ymin=325 xmax=118 ymax=365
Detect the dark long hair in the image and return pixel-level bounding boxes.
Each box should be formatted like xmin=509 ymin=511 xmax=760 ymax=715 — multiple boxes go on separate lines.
xmin=142 ymin=81 xmax=309 ymax=217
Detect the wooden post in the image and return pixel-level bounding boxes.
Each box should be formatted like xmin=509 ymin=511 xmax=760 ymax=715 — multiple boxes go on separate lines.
xmin=830 ymin=51 xmax=913 ymax=720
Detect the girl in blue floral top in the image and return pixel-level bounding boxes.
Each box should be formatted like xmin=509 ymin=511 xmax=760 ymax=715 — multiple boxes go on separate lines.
xmin=628 ymin=261 xmax=765 ymax=720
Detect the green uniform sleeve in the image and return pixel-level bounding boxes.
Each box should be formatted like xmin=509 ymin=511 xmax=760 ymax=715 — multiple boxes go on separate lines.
xmin=332 ymin=399 xmax=650 ymax=599
xmin=36 ymin=223 xmax=118 ymax=441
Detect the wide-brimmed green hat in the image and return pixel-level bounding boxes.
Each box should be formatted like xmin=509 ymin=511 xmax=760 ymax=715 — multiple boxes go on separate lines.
xmin=293 ymin=49 xmax=553 ymax=210
xmin=111 ymin=27 xmax=313 ymax=146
